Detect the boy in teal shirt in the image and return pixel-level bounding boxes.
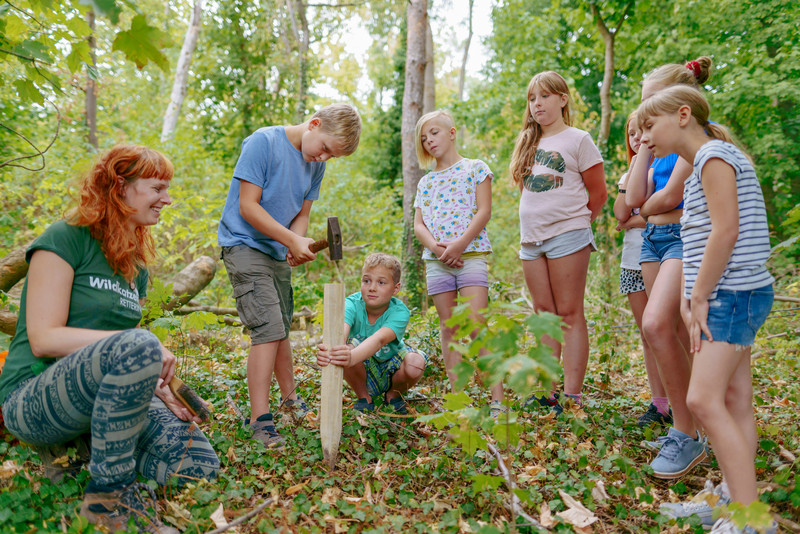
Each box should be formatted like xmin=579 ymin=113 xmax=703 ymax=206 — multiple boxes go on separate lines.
xmin=317 ymin=253 xmax=428 ymax=413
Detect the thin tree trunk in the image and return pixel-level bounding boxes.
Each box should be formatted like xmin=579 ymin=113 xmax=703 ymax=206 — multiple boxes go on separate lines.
xmin=423 ymin=17 xmax=435 ymax=114
xmin=86 ymin=11 xmax=97 ymax=149
xmin=285 ymin=0 xmax=309 ymax=121
xmin=401 ymin=0 xmax=428 ymax=308
xmin=457 ymin=0 xmax=473 ymax=102
xmin=589 ymin=0 xmax=633 ymax=151
xmin=161 ymin=0 xmax=204 ymax=142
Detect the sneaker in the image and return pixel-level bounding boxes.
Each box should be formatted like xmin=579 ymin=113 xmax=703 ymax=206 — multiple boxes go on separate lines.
xmin=523 ymin=393 xmax=559 ymax=409
xmin=709 ymin=516 xmax=777 ymax=534
xmin=637 ymin=403 xmax=674 ymax=427
xmin=79 ymin=481 xmax=178 ymax=534
xmin=280 ymin=398 xmax=311 ymax=422
xmin=489 ymin=401 xmax=509 ymax=421
xmin=33 ymin=433 xmax=91 ymax=483
xmin=353 ymin=398 xmax=375 ymax=412
xmin=660 ymin=480 xmax=731 ymax=529
xmin=650 ymin=427 xmax=707 ymax=479
xmin=387 ymin=397 xmax=407 ymax=415
xmin=250 ymin=413 xmax=286 ymax=449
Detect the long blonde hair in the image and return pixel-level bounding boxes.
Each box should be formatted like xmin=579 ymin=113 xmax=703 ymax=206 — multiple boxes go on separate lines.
xmin=645 ymin=56 xmax=713 ymax=89
xmin=637 ymin=86 xmax=735 ymax=146
xmin=509 ymin=71 xmax=572 ymax=185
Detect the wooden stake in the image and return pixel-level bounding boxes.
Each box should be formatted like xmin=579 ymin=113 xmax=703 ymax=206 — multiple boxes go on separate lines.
xmin=320 ymin=283 xmax=345 ymax=468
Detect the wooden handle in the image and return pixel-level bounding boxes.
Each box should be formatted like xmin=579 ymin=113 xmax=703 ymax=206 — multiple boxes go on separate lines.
xmin=309 ymin=239 xmax=328 ymax=253
xmin=320 ymin=283 xmax=345 ymax=468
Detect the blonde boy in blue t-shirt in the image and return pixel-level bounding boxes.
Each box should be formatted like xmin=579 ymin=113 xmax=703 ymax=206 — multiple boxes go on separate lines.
xmin=316 ymin=253 xmax=428 ymax=414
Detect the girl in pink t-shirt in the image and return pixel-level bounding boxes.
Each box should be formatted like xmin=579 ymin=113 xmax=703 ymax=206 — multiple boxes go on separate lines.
xmin=509 ymin=71 xmax=606 ymax=413
xmin=413 ymin=109 xmax=505 ymax=416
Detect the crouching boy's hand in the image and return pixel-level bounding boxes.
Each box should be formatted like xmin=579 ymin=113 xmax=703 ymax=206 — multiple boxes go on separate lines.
xmin=317 ymin=343 xmax=354 ymax=368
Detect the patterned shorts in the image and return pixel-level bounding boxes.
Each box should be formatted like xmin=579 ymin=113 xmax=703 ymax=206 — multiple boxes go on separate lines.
xmin=363 ymin=345 xmax=429 ymax=398
xmin=619 ymin=267 xmax=645 ymax=294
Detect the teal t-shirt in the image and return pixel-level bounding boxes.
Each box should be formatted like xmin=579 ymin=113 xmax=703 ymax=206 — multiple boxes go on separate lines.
xmin=0 ymin=221 xmax=148 ymax=403
xmin=344 ymin=293 xmax=409 ymax=363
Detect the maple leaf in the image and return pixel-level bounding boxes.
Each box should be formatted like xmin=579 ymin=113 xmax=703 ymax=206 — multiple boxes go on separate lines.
xmin=111 ymin=14 xmax=170 ymax=71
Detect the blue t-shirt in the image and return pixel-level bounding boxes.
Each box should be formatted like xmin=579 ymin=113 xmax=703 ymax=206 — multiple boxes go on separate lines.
xmin=651 ymin=153 xmax=683 ymax=210
xmin=218 ymin=126 xmax=326 ymax=260
xmin=345 ymin=293 xmax=410 ymax=363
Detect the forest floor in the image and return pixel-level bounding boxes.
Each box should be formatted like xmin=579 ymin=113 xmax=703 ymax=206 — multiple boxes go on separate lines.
xmin=0 ymin=296 xmax=798 ymax=533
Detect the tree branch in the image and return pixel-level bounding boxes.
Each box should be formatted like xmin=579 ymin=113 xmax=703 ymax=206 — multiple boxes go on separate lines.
xmin=486 ymin=441 xmax=541 ymax=527
xmin=0 ymin=100 xmax=61 ymax=171
xmin=203 ymin=498 xmax=275 ymax=534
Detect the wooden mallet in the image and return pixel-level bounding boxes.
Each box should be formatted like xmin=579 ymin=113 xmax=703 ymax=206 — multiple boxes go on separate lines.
xmin=313 ymin=217 xmax=346 ymax=468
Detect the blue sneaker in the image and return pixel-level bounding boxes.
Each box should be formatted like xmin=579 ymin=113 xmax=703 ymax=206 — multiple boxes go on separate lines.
xmin=650 ymin=427 xmax=707 ymax=479
xmin=353 ymin=398 xmax=375 ymax=412
xmin=387 ymin=397 xmax=407 ymax=415
xmin=660 ymin=480 xmax=731 ymax=529
xmin=524 ymin=393 xmax=559 ymax=410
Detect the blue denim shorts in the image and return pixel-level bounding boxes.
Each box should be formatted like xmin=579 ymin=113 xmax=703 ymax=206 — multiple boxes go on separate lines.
xmin=703 ymin=286 xmax=774 ymax=347
xmin=519 ymin=228 xmax=597 ymax=261
xmin=640 ymin=223 xmax=683 ymax=264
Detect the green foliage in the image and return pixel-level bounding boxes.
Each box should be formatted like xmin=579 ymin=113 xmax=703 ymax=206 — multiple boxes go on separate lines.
xmin=111 ymin=14 xmax=170 ymax=71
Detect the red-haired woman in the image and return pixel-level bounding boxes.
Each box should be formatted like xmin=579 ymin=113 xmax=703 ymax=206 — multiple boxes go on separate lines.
xmin=0 ymin=145 xmax=219 ymax=533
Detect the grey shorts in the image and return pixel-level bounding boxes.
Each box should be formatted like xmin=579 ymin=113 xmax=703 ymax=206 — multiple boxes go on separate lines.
xmin=519 ymin=228 xmax=597 ymax=261
xmin=221 ymin=245 xmax=293 ymax=345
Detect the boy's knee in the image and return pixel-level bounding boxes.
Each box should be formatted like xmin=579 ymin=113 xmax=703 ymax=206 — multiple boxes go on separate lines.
xmin=404 ymin=353 xmax=426 ymax=380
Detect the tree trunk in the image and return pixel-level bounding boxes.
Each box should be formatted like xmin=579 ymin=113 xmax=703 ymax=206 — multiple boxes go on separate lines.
xmin=589 ymin=0 xmax=633 ymax=151
xmin=423 ymin=17 xmax=435 ymax=114
xmin=401 ymin=0 xmax=428 ymax=309
xmin=164 ymin=255 xmax=217 ymax=311
xmin=0 ymin=309 xmax=15 ymax=337
xmin=0 ymin=243 xmax=31 ymax=293
xmin=457 ymin=0 xmax=473 ymax=102
xmin=285 ymin=0 xmax=310 ymax=121
xmin=86 ymin=11 xmax=98 ymax=149
xmin=161 ymin=0 xmax=204 ymax=142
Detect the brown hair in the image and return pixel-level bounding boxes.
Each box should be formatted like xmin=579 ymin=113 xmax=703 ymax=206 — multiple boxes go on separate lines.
xmin=415 ymin=109 xmax=456 ymax=169
xmin=645 ymin=56 xmax=713 ymax=91
xmin=637 ymin=85 xmax=735 ymax=145
xmin=509 ymin=71 xmax=572 ymax=185
xmin=362 ymin=252 xmax=402 ymax=284
xmin=312 ymin=103 xmax=362 ymax=156
xmin=624 ymin=110 xmax=638 ymax=164
xmin=68 ymin=145 xmax=173 ymax=282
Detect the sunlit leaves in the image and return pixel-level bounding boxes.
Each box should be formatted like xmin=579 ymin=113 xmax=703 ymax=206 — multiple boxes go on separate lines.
xmin=111 ymin=14 xmax=170 ymax=71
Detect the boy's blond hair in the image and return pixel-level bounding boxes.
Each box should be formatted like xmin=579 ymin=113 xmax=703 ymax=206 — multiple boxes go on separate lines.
xmin=362 ymin=252 xmax=402 ymax=284
xmin=313 ymin=103 xmax=362 ymax=156
xmin=415 ymin=109 xmax=456 ymax=169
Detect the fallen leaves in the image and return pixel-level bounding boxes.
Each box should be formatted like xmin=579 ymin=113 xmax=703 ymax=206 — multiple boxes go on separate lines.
xmin=556 ymin=489 xmax=599 ymax=531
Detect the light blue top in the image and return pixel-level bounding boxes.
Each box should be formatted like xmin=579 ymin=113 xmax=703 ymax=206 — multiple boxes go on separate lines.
xmin=218 ymin=126 xmax=326 ymax=260
xmin=345 ymin=293 xmax=410 ymax=363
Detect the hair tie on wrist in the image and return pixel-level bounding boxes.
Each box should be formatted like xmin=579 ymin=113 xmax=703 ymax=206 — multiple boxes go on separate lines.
xmin=685 ymin=60 xmax=701 ymax=79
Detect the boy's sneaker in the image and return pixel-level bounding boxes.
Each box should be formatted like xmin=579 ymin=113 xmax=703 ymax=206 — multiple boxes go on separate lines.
xmin=709 ymin=516 xmax=777 ymax=534
xmin=353 ymin=398 xmax=375 ymax=412
xmin=80 ymin=481 xmax=178 ymax=534
xmin=637 ymin=403 xmax=674 ymax=427
xmin=387 ymin=397 xmax=407 ymax=415
xmin=660 ymin=480 xmax=731 ymax=529
xmin=650 ymin=427 xmax=707 ymax=479
xmin=250 ymin=413 xmax=285 ymax=449
xmin=280 ymin=398 xmax=311 ymax=423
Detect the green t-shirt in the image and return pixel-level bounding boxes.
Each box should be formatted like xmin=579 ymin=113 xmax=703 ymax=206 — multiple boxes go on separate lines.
xmin=344 ymin=292 xmax=409 ymax=363
xmin=0 ymin=221 xmax=148 ymax=403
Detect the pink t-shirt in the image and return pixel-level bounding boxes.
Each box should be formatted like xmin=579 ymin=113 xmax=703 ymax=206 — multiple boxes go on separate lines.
xmin=519 ymin=127 xmax=603 ymax=244
xmin=414 ymin=158 xmax=493 ymax=260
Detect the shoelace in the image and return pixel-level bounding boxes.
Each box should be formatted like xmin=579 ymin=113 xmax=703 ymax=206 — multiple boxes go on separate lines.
xmin=657 ymin=435 xmax=684 ymax=461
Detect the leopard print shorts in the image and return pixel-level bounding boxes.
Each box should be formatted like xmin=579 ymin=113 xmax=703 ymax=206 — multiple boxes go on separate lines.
xmin=619 ymin=267 xmax=645 ymax=294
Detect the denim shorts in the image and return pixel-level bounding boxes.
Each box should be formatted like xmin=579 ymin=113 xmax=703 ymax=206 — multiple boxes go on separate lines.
xmin=519 ymin=228 xmax=597 ymax=261
xmin=640 ymin=223 xmax=683 ymax=264
xmin=703 ymin=286 xmax=774 ymax=347
xmin=425 ymin=255 xmax=489 ymax=295
xmin=221 ymin=245 xmax=293 ymax=344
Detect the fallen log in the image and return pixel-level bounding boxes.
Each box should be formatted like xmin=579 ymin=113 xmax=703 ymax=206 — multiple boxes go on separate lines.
xmin=0 ymin=309 xmax=16 ymax=337
xmin=164 ymin=255 xmax=218 ymax=311
xmin=0 ymin=243 xmax=31 ymax=293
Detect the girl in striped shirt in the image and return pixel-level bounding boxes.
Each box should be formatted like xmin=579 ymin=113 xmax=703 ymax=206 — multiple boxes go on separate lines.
xmin=637 ymin=85 xmax=775 ymax=534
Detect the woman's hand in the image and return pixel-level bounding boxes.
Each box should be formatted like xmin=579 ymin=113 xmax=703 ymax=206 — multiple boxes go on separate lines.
xmin=154 ymin=378 xmax=203 ymax=423
xmin=159 ymin=344 xmax=177 ymax=383
xmin=317 ymin=343 xmax=353 ymax=368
